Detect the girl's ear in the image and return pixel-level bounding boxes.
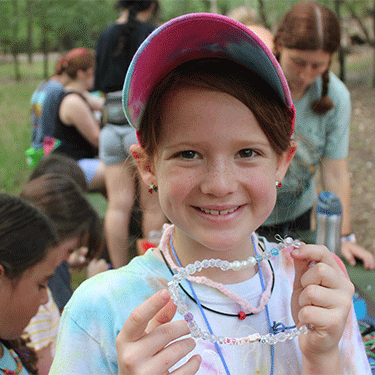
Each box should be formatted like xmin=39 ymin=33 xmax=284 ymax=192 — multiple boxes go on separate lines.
xmin=275 ymin=140 xmax=297 ymax=182
xmin=0 ymin=264 xmax=8 ymax=286
xmin=130 ymin=144 xmax=156 ymax=186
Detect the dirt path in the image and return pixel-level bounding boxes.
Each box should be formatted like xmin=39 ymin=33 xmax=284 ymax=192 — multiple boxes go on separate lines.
xmin=347 ymin=83 xmax=375 ymax=253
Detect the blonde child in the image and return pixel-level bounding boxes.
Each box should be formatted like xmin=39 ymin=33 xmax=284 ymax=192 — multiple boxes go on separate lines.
xmin=50 ymin=14 xmax=370 ymax=374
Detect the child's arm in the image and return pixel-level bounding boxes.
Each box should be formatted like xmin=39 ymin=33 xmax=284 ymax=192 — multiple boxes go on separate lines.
xmin=116 ymin=289 xmax=202 ymax=375
xmin=290 ymin=244 xmax=355 ymax=375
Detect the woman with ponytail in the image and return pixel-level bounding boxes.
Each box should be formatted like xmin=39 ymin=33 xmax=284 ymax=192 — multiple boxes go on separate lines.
xmin=94 ymin=0 xmax=158 ymax=94
xmin=258 ymin=1 xmax=375 ymax=269
xmin=0 ymin=194 xmax=60 ymax=374
xmin=95 ymin=0 xmax=166 ymax=269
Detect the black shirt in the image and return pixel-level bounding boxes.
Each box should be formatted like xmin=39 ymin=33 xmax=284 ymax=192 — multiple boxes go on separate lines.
xmin=94 ymin=21 xmax=155 ymax=93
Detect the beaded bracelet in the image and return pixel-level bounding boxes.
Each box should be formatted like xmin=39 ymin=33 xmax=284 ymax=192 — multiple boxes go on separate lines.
xmin=167 ymin=238 xmax=309 ymax=346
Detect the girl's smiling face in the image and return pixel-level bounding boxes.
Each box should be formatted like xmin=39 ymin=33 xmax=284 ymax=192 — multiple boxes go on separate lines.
xmin=148 ymin=86 xmax=292 ymax=260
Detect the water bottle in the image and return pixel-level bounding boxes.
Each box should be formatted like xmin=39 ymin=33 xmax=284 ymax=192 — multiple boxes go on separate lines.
xmin=315 ymin=191 xmax=342 ymax=255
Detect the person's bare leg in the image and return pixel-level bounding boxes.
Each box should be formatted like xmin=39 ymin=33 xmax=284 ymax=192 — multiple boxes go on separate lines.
xmin=87 ymin=160 xmax=106 ymax=195
xmin=104 ymin=160 xmax=135 ymax=268
xmin=138 ymin=178 xmax=166 ymax=241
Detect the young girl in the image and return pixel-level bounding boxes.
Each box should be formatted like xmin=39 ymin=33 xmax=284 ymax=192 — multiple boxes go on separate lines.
xmin=258 ymin=1 xmax=374 ymax=270
xmin=50 ymin=14 xmax=370 ymax=374
xmin=20 ymin=173 xmax=106 ymax=375
xmin=0 ymin=193 xmax=60 ymax=375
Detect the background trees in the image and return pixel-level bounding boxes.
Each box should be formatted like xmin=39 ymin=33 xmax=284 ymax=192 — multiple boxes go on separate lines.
xmin=0 ymin=0 xmax=374 ymax=84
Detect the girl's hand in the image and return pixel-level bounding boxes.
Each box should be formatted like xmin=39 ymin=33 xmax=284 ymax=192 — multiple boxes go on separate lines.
xmin=67 ymin=247 xmax=89 ymax=270
xmin=116 ymin=289 xmax=202 ymax=375
xmin=290 ymin=244 xmax=355 ymax=371
xmin=340 ymin=241 xmax=375 ymax=270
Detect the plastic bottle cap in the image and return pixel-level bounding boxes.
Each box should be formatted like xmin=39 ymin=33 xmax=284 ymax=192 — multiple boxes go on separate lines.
xmin=316 ymin=191 xmax=342 ymax=215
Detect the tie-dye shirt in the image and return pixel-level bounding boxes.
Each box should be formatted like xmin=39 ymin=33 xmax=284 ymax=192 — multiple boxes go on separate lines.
xmin=50 ymin=226 xmax=370 ymax=374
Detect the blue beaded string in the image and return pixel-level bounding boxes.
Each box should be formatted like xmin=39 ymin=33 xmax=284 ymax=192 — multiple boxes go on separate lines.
xmin=170 ymin=232 xmax=275 ymax=375
xmin=170 ymin=235 xmax=231 ymax=375
xmin=251 ymin=234 xmax=274 ymax=375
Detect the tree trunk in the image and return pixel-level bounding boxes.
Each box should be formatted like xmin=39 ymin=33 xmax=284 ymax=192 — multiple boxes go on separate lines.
xmin=335 ymin=0 xmax=346 ymax=83
xmin=210 ymin=0 xmax=217 ymax=13
xmin=11 ymin=0 xmax=20 ymax=81
xmin=26 ymin=0 xmax=34 ymax=64
xmin=42 ymin=32 xmax=49 ymax=79
xmin=373 ymin=0 xmax=375 ymax=87
xmin=257 ymin=0 xmax=270 ymax=29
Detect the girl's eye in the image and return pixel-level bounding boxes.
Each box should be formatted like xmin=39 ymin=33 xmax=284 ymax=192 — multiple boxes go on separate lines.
xmin=238 ymin=149 xmax=256 ymax=158
xmin=179 ymin=150 xmax=198 ymax=159
xmin=294 ymin=60 xmax=306 ymax=67
xmin=38 ymin=284 xmax=47 ymax=290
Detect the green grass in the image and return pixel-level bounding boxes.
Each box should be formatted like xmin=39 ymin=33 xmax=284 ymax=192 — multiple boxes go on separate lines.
xmin=0 ymin=58 xmax=56 ymax=194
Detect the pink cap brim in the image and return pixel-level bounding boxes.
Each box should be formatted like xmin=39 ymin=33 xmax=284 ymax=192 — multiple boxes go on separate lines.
xmin=123 ymin=13 xmax=295 ymax=134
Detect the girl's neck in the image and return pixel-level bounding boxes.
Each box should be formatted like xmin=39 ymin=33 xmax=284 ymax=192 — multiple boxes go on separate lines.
xmin=164 ymin=226 xmax=258 ymax=284
xmin=290 ymin=87 xmax=308 ymax=101
xmin=65 ymin=81 xmax=85 ymax=94
xmin=117 ymin=9 xmax=129 ymax=24
xmin=0 ymin=343 xmax=4 ymax=359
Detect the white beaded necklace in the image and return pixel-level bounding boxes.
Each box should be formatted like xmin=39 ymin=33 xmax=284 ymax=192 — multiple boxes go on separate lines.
xmin=163 ymin=226 xmax=310 ymax=346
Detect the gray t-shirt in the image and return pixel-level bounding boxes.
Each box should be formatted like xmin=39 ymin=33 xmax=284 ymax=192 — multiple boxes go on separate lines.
xmin=265 ymin=72 xmax=351 ymax=225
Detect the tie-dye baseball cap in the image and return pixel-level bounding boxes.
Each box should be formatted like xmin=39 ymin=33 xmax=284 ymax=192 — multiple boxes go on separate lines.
xmin=123 ymin=13 xmax=295 ymax=133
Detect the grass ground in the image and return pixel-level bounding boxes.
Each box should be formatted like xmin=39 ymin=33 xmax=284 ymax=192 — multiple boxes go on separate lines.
xmin=0 ymin=57 xmax=57 ymax=194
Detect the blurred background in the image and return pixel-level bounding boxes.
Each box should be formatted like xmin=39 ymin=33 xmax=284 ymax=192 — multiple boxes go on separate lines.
xmin=0 ymin=0 xmax=374 ymax=194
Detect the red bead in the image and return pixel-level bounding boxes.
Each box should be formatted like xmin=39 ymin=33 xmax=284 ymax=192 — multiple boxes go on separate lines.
xmin=238 ymin=311 xmax=246 ymax=320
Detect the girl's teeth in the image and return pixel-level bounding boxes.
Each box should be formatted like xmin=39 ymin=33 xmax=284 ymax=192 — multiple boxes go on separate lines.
xmin=201 ymin=207 xmax=236 ymax=215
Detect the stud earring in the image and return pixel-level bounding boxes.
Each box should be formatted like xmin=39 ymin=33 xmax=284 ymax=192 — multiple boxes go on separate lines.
xmin=148 ymin=183 xmax=158 ymax=194
xmin=276 ymin=181 xmax=282 ymax=188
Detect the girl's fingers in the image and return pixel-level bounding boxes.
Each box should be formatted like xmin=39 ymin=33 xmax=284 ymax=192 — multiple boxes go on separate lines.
xmin=148 ymin=337 xmax=198 ymax=373
xmin=291 ymin=244 xmax=346 ymax=290
xmin=298 ymin=261 xmax=352 ymax=292
xmin=298 ymin=282 xmax=352 ymax=310
xmin=170 ymin=354 xmax=202 ymax=375
xmin=139 ymin=320 xmax=191 ymax=358
xmin=118 ymin=289 xmax=172 ymax=343
xmin=147 ymin=298 xmax=178 ymax=332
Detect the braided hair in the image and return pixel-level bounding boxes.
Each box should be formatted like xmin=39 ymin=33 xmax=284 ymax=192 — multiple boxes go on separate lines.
xmin=0 ymin=193 xmax=59 ymax=374
xmin=273 ymin=1 xmax=341 ymax=114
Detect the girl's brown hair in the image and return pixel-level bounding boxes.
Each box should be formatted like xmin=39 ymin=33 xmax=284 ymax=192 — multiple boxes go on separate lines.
xmin=139 ymin=58 xmax=293 ymax=159
xmin=20 ymin=174 xmax=104 ymax=260
xmin=274 ymin=1 xmax=341 ymax=114
xmin=60 ymin=47 xmax=95 ymax=79
xmin=0 ymin=193 xmax=59 ymax=374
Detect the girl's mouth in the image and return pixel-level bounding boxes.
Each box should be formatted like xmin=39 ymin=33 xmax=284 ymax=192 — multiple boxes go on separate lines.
xmin=198 ymin=206 xmax=239 ymax=216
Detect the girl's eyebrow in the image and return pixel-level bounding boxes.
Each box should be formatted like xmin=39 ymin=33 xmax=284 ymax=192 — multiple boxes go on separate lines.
xmin=41 ymin=274 xmax=54 ymax=283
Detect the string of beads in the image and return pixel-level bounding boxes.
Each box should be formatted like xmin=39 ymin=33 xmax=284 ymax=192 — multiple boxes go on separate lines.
xmin=0 ymin=349 xmax=23 ymax=375
xmin=167 ymin=235 xmax=310 ymax=345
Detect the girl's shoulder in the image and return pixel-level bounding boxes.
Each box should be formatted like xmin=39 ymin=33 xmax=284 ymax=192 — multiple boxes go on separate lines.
xmin=66 ymin=250 xmax=169 ymax=311
xmin=326 ymin=72 xmax=350 ymax=100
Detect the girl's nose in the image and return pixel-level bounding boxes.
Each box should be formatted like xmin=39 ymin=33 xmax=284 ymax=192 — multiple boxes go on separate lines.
xmin=200 ymin=160 xmax=237 ymax=197
xmin=40 ymin=288 xmax=49 ymax=306
xmin=299 ymin=65 xmax=315 ymax=83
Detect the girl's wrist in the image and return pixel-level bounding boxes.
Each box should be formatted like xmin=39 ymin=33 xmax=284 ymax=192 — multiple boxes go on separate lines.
xmin=302 ymin=346 xmax=343 ymax=375
xmin=341 ymin=233 xmax=356 ymax=244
